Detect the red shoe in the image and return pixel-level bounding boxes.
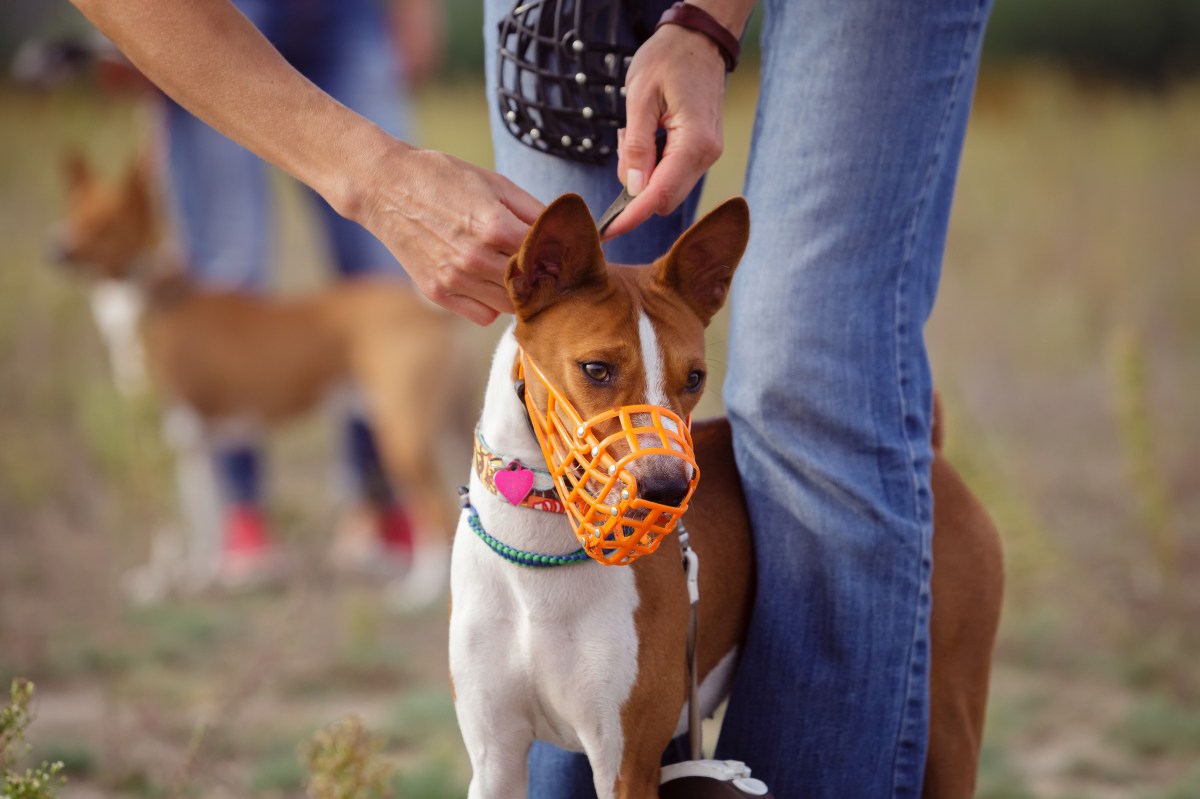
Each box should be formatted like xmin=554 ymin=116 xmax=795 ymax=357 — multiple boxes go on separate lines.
xmin=329 ymin=503 xmax=414 ymax=578
xmin=378 ymin=505 xmax=414 ymax=560
xmin=219 ymin=506 xmax=287 ymax=588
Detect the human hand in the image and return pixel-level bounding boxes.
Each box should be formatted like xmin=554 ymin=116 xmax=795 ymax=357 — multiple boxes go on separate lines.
xmin=390 ymin=0 xmax=443 ymax=88
xmin=603 ymin=23 xmax=727 ymax=239
xmin=354 ymin=142 xmax=544 ymax=325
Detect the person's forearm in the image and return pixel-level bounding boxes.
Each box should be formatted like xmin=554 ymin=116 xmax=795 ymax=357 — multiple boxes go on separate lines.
xmin=71 ymin=0 xmax=394 ymax=220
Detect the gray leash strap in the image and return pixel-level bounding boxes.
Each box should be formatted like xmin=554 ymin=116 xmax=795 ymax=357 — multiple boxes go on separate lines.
xmin=595 ymin=132 xmax=667 ymax=235
xmin=678 ymin=523 xmax=702 ymax=761
xmin=597 ymin=187 xmax=634 ymax=235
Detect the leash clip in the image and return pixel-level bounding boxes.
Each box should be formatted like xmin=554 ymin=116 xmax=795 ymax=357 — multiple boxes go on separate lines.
xmin=678 ymin=525 xmax=700 ymax=606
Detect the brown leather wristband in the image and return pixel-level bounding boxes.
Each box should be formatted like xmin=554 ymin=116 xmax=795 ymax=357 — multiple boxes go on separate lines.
xmin=656 ymin=2 xmax=741 ymax=73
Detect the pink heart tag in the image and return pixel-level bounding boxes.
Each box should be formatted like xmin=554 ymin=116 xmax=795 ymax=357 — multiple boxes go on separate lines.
xmin=495 ymin=466 xmax=535 ymax=506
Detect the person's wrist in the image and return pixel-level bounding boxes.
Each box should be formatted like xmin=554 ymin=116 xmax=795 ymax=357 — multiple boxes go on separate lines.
xmin=683 ymin=0 xmax=754 ymax=39
xmin=321 ymin=122 xmax=410 ymax=227
xmin=655 ymin=2 xmax=743 ymax=72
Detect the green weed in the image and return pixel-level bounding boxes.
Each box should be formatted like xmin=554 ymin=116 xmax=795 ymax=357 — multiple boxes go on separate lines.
xmin=1 ymin=679 xmax=66 ymax=799
xmin=302 ymin=716 xmax=392 ymax=799
xmin=1106 ymin=327 xmax=1178 ymax=594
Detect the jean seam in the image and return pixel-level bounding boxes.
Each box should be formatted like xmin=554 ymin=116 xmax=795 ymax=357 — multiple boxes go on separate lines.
xmin=888 ymin=2 xmax=988 ymax=795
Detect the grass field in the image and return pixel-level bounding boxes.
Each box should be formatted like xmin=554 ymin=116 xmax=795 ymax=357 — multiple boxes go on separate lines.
xmin=0 ymin=65 xmax=1197 ymax=798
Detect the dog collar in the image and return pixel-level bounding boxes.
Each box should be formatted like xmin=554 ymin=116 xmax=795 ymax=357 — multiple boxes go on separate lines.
xmin=473 ymin=427 xmax=566 ymax=513
xmin=463 ymin=503 xmax=589 ymax=568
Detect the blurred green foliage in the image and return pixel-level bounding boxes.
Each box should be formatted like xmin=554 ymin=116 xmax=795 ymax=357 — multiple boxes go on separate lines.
xmin=983 ymin=0 xmax=1200 ymax=84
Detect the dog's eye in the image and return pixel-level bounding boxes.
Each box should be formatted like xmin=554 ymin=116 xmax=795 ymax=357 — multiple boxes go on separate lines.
xmin=581 ymin=362 xmax=612 ymax=384
xmin=685 ymin=370 xmax=705 ymax=392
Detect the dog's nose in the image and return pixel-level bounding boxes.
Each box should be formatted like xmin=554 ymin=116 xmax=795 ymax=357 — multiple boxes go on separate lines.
xmin=46 ymin=232 xmax=73 ymax=265
xmin=637 ymin=475 xmax=691 ymax=508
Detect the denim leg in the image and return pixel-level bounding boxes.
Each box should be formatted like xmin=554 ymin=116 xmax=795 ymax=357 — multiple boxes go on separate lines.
xmin=283 ymin=0 xmax=415 ymax=505
xmin=715 ymin=1 xmax=992 ymax=797
xmin=163 ymin=99 xmax=272 ymax=292
xmin=163 ymin=55 xmax=275 ymax=508
xmin=295 ymin=0 xmax=413 ymax=281
xmin=213 ymin=444 xmax=262 ymax=508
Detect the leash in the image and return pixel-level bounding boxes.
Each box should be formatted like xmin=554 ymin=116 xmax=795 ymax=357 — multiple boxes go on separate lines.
xmin=678 ymin=522 xmax=703 ymax=760
xmin=597 ymin=133 xmax=668 ymax=235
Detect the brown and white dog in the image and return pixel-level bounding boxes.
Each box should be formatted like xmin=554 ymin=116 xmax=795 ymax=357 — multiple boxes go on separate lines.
xmin=449 ymin=194 xmax=1004 ymax=798
xmin=52 ymin=152 xmax=462 ymax=608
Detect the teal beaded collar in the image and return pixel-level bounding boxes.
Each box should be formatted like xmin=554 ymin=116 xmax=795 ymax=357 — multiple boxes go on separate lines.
xmin=460 ymin=495 xmax=590 ymax=569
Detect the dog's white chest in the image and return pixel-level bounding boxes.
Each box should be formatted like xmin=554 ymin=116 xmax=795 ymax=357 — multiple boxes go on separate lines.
xmin=449 ymin=498 xmax=640 ymax=758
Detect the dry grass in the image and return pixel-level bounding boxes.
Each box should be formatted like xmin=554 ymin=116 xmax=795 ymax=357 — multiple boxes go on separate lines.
xmin=0 ymin=65 xmax=1197 ymax=797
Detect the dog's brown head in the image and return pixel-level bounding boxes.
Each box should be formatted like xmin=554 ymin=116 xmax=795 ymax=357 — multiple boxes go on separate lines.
xmin=51 ymin=151 xmax=159 ymax=280
xmin=507 ymin=193 xmax=749 ymax=514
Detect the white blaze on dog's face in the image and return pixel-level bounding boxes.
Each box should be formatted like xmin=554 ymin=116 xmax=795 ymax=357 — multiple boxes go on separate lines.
xmin=507 ymin=194 xmax=750 ymax=504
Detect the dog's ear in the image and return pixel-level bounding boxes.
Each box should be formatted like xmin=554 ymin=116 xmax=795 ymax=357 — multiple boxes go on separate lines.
xmin=63 ymin=150 xmax=91 ymax=192
xmin=657 ymin=197 xmax=749 ymax=325
xmin=124 ymin=154 xmax=153 ymax=211
xmin=507 ymin=193 xmax=607 ymax=320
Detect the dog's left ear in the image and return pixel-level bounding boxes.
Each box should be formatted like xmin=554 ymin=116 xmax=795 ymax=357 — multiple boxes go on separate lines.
xmin=507 ymin=193 xmax=607 ymax=320
xmin=63 ymin=150 xmax=91 ymax=192
xmin=657 ymin=197 xmax=750 ymax=325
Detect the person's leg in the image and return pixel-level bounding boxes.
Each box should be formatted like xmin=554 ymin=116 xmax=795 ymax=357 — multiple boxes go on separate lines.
xmin=297 ymin=0 xmax=414 ymax=282
xmin=162 ymin=89 xmax=275 ymax=557
xmin=716 ymin=0 xmax=993 ymax=796
xmin=287 ymin=0 xmax=419 ymax=555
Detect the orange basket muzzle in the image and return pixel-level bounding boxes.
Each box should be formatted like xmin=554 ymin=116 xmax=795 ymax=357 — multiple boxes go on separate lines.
xmin=519 ymin=353 xmax=699 ymax=566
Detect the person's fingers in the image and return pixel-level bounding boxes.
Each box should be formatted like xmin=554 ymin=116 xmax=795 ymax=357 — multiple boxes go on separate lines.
xmin=436 ymin=241 xmax=516 ymax=312
xmin=494 ymin=175 xmax=545 ymax=226
xmin=438 ymin=293 xmax=501 ymax=327
xmin=619 ymin=74 xmax=663 ymax=195
xmin=601 ymin=149 xmax=691 ymax=238
xmin=466 ymin=275 xmax=514 ymax=315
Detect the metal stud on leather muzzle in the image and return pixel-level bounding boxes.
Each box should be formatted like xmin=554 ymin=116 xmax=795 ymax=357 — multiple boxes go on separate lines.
xmin=496 ymin=0 xmax=655 ymax=163
xmin=519 ymin=351 xmax=698 ymax=565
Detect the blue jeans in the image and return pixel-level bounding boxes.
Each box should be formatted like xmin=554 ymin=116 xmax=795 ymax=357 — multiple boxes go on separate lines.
xmin=484 ymin=0 xmax=992 ymax=796
xmin=163 ymin=0 xmax=412 ymax=508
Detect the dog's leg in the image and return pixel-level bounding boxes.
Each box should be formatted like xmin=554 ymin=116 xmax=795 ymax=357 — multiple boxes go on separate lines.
xmin=162 ymin=405 xmax=225 ymax=588
xmin=576 ymin=730 xmax=630 ymax=799
xmin=353 ymin=354 xmax=457 ymax=610
xmin=450 ymin=516 xmax=542 ymax=799
xmin=924 ymin=454 xmax=1004 ymax=799
xmin=460 ymin=718 xmax=534 ymax=799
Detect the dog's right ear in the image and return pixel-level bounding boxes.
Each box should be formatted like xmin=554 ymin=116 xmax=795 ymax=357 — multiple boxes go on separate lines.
xmin=657 ymin=196 xmax=750 ymax=325
xmin=506 ymin=193 xmax=607 ymax=320
xmin=63 ymin=150 xmax=91 ymax=191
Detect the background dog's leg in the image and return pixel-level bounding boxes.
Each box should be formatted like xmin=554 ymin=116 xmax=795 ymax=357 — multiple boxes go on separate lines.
xmin=162 ymin=405 xmax=224 ymax=589
xmin=385 ymin=470 xmax=454 ymax=611
xmin=352 ymin=341 xmax=459 ymax=611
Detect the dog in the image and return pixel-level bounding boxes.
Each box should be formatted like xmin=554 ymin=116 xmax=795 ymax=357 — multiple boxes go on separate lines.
xmin=449 ymin=194 xmax=1004 ymax=798
xmin=52 ymin=151 xmax=462 ymax=608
